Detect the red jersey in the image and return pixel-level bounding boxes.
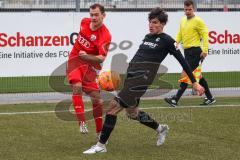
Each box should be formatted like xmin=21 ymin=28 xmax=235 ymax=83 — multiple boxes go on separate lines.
xmin=71 ymin=18 xmax=111 ymax=57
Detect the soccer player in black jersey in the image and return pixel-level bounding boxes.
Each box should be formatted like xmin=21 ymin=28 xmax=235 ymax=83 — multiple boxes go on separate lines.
xmin=83 ymin=7 xmax=205 ymax=154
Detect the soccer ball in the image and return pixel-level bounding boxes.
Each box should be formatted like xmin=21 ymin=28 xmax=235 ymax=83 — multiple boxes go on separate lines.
xmin=98 ymin=71 xmax=121 ymax=91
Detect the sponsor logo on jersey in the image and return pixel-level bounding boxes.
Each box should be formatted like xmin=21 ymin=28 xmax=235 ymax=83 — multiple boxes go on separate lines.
xmin=77 ymin=34 xmax=90 ymax=48
xmin=143 ymin=41 xmax=158 ymax=48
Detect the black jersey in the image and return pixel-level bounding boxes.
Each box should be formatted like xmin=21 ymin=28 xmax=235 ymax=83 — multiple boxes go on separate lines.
xmin=131 ymin=33 xmax=177 ymax=63
xmin=115 ymin=32 xmax=197 ymax=108
xmin=130 ymin=32 xmax=196 ymax=84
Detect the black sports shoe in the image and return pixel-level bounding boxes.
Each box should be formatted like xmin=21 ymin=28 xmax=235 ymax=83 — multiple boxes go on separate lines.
xmin=164 ymin=96 xmax=178 ymax=107
xmin=201 ymin=97 xmax=216 ymax=105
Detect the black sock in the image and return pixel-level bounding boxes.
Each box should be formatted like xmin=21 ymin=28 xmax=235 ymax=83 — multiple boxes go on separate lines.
xmin=199 ymin=77 xmax=213 ymax=99
xmin=99 ymin=114 xmax=117 ymax=144
xmin=136 ymin=111 xmax=159 ymax=130
xmin=175 ymin=82 xmax=188 ymax=102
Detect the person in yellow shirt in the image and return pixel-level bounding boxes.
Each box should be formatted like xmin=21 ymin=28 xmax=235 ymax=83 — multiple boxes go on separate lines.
xmin=164 ymin=0 xmax=216 ymax=107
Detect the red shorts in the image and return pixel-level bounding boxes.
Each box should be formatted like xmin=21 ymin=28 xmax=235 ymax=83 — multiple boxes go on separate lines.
xmin=67 ymin=54 xmax=99 ymax=92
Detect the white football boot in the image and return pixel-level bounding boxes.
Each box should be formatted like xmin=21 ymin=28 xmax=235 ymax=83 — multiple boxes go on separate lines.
xmin=83 ymin=144 xmax=107 ymax=154
xmin=156 ymin=124 xmax=169 ymax=146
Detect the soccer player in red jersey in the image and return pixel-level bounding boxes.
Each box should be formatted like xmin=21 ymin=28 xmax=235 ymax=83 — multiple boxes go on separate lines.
xmin=67 ymin=3 xmax=111 ymax=137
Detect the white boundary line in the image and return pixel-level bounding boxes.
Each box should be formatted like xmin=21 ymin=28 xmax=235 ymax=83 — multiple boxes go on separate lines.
xmin=0 ymin=104 xmax=239 ymax=115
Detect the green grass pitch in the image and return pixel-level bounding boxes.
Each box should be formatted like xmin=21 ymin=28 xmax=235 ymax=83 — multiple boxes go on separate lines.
xmin=0 ymin=97 xmax=240 ymax=160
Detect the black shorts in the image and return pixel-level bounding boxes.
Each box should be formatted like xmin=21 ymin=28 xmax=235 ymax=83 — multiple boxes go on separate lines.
xmin=115 ymin=62 xmax=160 ymax=108
xmin=184 ymin=47 xmax=202 ymax=71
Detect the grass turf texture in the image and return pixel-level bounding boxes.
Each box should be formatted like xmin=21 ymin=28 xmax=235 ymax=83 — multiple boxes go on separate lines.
xmin=0 ymin=97 xmax=240 ymax=160
xmin=0 ymin=72 xmax=240 ymax=93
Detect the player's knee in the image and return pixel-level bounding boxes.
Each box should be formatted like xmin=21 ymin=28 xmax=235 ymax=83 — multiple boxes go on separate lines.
xmin=106 ymin=99 xmax=121 ymax=116
xmin=72 ymin=83 xmax=82 ymax=95
xmin=95 ymin=99 xmax=104 ymax=106
xmin=91 ymin=97 xmax=103 ymax=105
xmin=87 ymin=90 xmax=102 ymax=104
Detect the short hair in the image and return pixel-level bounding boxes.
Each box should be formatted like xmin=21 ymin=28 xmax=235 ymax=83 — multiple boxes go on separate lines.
xmin=148 ymin=7 xmax=168 ymax=24
xmin=184 ymin=0 xmax=194 ymax=7
xmin=90 ymin=3 xmax=105 ymax=14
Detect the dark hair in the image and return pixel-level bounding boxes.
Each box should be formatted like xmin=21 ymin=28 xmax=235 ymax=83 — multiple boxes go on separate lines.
xmin=148 ymin=7 xmax=168 ymax=24
xmin=90 ymin=3 xmax=105 ymax=14
xmin=184 ymin=0 xmax=194 ymax=7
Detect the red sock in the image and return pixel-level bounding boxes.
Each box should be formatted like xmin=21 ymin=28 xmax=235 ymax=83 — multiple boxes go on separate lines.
xmin=72 ymin=94 xmax=85 ymax=124
xmin=93 ymin=103 xmax=103 ymax=133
